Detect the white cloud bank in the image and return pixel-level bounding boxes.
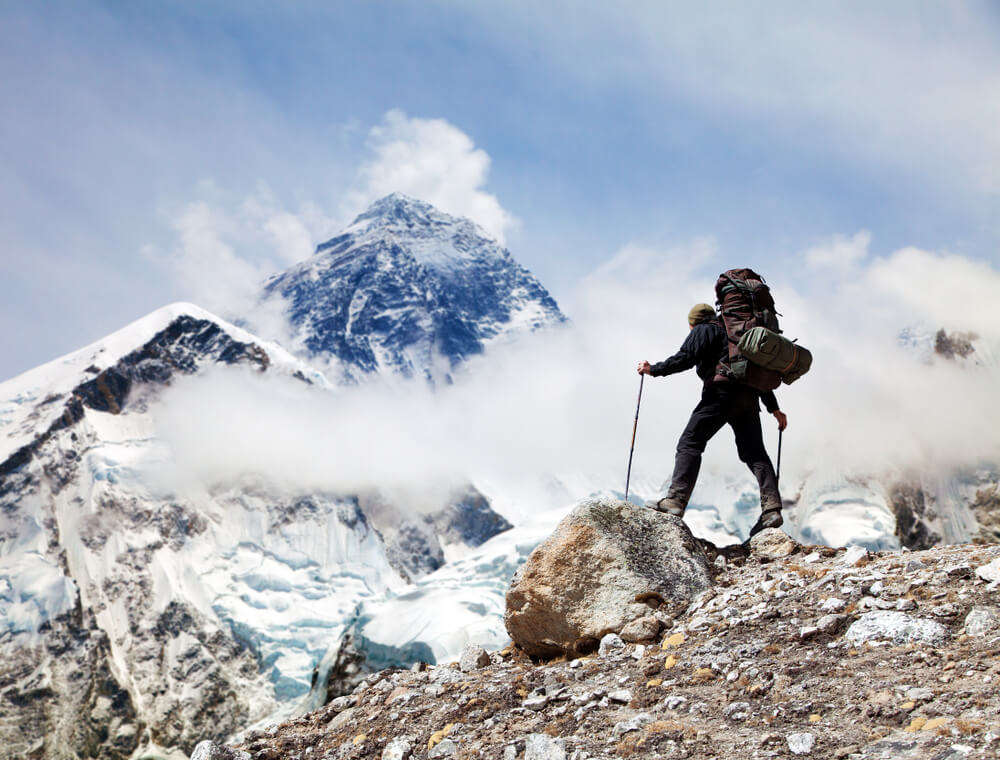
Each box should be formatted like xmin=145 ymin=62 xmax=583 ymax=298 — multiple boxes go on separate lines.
xmin=154 ymin=236 xmax=1000 ymax=532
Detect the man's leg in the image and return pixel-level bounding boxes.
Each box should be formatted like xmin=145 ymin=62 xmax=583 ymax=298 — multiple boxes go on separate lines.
xmin=730 ymin=411 xmax=783 ymax=535
xmin=655 ymin=393 xmax=727 ymax=516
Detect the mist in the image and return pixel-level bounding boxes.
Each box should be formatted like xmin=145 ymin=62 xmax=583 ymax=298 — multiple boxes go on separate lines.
xmin=154 ymin=239 xmax=1000 ymax=525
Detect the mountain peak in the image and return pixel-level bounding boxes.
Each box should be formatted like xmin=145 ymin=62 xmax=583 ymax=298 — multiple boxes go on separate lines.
xmin=260 ymin=195 xmax=565 ymax=381
xmin=365 ymin=192 xmax=432 ymax=214
xmin=338 ymin=194 xmax=491 ymax=251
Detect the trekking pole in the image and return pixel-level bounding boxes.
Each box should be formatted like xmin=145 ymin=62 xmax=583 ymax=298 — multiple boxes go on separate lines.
xmin=624 ymin=374 xmax=644 ymax=502
xmin=776 ymin=428 xmax=783 ymax=485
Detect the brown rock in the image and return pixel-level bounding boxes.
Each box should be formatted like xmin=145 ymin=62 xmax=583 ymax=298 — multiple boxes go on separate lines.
xmin=749 ymin=528 xmax=798 ymax=560
xmin=620 ymin=615 xmax=663 ymax=643
xmin=504 ymin=498 xmax=712 ymax=658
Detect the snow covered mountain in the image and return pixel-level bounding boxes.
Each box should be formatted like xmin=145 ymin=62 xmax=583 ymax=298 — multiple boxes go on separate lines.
xmin=257 ymin=193 xmax=566 ymax=381
xmin=0 ymin=304 xmax=512 ymax=760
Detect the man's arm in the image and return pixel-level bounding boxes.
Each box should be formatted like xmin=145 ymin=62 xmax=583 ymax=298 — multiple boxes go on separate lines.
xmin=761 ymin=390 xmax=779 ymax=413
xmin=761 ymin=390 xmax=788 ymax=430
xmin=639 ymin=325 xmax=711 ymax=377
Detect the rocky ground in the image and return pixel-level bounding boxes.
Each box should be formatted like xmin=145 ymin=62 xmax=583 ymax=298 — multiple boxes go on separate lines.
xmin=193 ymin=531 xmax=1000 ymax=760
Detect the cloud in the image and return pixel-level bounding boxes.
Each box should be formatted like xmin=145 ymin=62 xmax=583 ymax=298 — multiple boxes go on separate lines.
xmin=804 ymin=230 xmax=871 ymax=271
xmin=477 ymin=1 xmax=1000 ymax=200
xmin=160 ymin=200 xmax=266 ymax=318
xmin=153 ymin=183 xmax=341 ymax=323
xmin=347 ymin=110 xmax=516 ymax=244
xmin=153 ymin=237 xmax=1000 ymax=541
xmin=864 ymin=247 xmax=1000 ymax=336
xmin=156 ymin=111 xmax=516 ymax=331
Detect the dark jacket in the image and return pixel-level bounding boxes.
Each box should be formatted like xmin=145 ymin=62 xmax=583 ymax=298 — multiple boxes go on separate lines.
xmin=649 ymin=321 xmax=779 ymax=413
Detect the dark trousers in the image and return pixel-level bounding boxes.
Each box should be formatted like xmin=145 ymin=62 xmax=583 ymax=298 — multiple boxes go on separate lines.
xmin=665 ymin=383 xmax=781 ymax=510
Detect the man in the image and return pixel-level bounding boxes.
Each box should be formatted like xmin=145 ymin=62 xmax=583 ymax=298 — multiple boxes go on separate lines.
xmin=637 ymin=303 xmax=787 ymax=537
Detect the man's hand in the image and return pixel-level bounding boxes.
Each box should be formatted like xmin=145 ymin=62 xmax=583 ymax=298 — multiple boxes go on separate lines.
xmin=637 ymin=360 xmax=652 ymax=376
xmin=773 ymin=409 xmax=788 ymax=431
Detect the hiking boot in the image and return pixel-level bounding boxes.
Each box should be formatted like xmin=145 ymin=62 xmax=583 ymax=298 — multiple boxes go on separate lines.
xmin=748 ymin=506 xmax=783 ymax=538
xmin=647 ymin=497 xmax=686 ymax=518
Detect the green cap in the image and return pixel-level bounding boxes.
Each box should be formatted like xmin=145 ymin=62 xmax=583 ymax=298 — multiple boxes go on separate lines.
xmin=688 ymin=303 xmax=716 ymax=325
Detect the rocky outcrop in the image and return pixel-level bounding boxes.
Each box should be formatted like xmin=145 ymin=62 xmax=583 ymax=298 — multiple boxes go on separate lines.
xmin=0 ymin=602 xmax=141 ymax=760
xmin=504 ymin=498 xmax=712 ymax=658
xmin=888 ymin=483 xmax=942 ymax=550
xmin=361 ymin=485 xmax=512 ymax=581
xmin=209 ymin=540 xmax=1000 ymax=760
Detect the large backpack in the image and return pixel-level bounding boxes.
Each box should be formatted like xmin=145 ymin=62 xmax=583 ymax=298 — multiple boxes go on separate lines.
xmin=713 ymin=268 xmax=810 ymax=391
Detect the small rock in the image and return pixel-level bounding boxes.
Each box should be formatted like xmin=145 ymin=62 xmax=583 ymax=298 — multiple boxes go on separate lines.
xmin=598 ymin=633 xmax=625 ymax=656
xmin=963 ymin=607 xmax=1000 ymax=636
xmin=816 ymin=614 xmax=849 ymax=635
xmin=383 ymin=737 xmax=414 ymax=760
xmin=845 ymin=611 xmax=947 ymax=646
xmin=430 ymin=667 xmax=465 ymax=685
xmin=946 ymin=564 xmax=973 ymax=579
xmin=749 ymin=528 xmax=797 ymax=559
xmin=620 ymin=615 xmax=662 ymax=643
xmin=787 ymin=732 xmax=816 ymax=755
xmin=840 ymin=546 xmax=868 ymax=567
xmin=896 ymin=598 xmax=917 ymax=611
xmin=664 ymin=694 xmax=687 ymax=710
xmin=869 ymin=580 xmax=885 ymax=596
xmin=607 ymin=688 xmax=633 ymax=704
xmin=799 ymin=626 xmax=820 ymax=640
xmin=905 ymin=686 xmax=934 ymax=701
xmin=428 ymin=738 xmax=457 ymax=758
xmin=931 ymin=603 xmax=959 ymax=617
xmin=612 ymin=713 xmax=654 ymax=737
xmin=821 ymin=597 xmax=846 ymax=613
xmin=503 ymin=740 xmax=526 ymax=760
xmin=327 ymin=707 xmax=357 ymax=731
xmin=190 ymin=742 xmax=251 ymax=760
xmin=524 ymin=733 xmax=567 ymax=760
xmin=724 ymin=701 xmax=751 ymax=721
xmin=459 ymin=645 xmax=491 ymax=673
xmin=330 ymin=695 xmax=357 ymax=711
xmin=976 ymin=558 xmax=1000 ymax=583
xmin=523 ymin=696 xmax=548 ymax=711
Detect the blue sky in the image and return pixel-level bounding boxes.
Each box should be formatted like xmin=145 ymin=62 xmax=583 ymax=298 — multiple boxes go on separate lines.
xmin=2 ymin=0 xmax=1000 ymax=380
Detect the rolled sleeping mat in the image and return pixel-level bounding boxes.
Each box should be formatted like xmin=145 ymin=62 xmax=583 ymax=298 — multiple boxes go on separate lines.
xmin=737 ymin=326 xmax=812 ymax=384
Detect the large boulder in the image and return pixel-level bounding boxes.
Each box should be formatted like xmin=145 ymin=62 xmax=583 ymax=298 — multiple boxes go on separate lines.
xmin=504 ymin=497 xmax=712 ymax=657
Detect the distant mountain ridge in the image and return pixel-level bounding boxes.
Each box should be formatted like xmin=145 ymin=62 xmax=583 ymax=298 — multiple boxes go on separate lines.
xmin=259 ymin=193 xmax=566 ymax=381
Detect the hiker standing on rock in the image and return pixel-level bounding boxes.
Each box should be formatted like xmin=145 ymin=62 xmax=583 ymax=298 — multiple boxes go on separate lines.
xmin=637 ymin=301 xmax=788 ymax=538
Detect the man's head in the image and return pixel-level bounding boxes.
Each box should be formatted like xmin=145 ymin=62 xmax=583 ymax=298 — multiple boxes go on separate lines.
xmin=688 ymin=303 xmax=716 ymax=328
